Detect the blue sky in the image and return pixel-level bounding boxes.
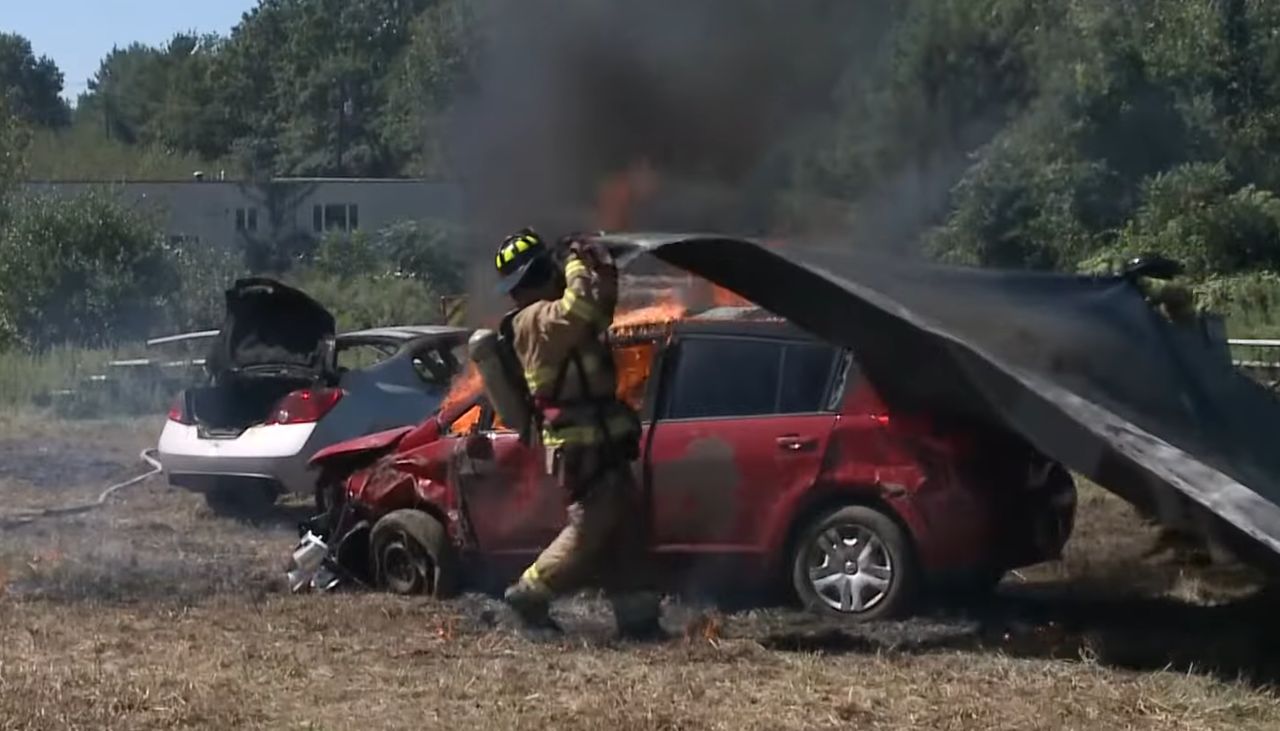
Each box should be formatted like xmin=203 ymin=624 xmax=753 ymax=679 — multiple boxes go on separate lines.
xmin=4 ymin=0 xmax=256 ymax=100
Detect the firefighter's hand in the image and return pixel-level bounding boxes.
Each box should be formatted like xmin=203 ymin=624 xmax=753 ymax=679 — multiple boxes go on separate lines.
xmin=567 ymin=238 xmax=614 ymax=271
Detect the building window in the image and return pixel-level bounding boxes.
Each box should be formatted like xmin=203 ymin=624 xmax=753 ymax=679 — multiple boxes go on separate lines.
xmin=235 ymin=207 xmax=259 ymax=233
xmin=313 ymin=203 xmax=360 ymax=232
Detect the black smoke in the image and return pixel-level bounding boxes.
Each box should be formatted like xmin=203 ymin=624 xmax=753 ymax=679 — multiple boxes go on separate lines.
xmin=449 ymin=0 xmax=899 ymax=246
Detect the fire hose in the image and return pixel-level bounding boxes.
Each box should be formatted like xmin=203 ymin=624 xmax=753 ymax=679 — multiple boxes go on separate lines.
xmin=1 ymin=449 xmax=164 ymax=528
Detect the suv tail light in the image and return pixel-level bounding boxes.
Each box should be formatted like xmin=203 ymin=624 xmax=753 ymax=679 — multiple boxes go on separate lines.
xmin=167 ymin=393 xmax=193 ymax=425
xmin=267 ymin=388 xmax=344 ymax=425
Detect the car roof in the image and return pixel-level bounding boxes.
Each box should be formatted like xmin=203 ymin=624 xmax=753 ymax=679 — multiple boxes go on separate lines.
xmin=147 ymin=324 xmax=470 ymax=349
xmin=672 ymin=306 xmax=816 ymax=340
xmin=338 ymin=325 xmax=469 ymax=342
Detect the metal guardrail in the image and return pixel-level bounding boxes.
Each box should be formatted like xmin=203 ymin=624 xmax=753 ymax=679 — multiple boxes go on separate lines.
xmin=1229 ymin=340 xmax=1280 ymax=378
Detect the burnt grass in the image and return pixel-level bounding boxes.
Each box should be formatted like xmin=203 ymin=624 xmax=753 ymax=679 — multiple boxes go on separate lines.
xmin=2 ymin=417 xmax=1280 ymax=729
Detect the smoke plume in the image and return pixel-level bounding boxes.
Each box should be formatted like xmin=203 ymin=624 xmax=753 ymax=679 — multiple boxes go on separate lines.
xmin=450 ymin=0 xmax=898 ymax=248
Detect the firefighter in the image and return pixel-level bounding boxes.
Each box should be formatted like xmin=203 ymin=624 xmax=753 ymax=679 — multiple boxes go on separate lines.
xmin=1084 ymin=254 xmax=1200 ymax=326
xmin=492 ymin=228 xmax=663 ymax=640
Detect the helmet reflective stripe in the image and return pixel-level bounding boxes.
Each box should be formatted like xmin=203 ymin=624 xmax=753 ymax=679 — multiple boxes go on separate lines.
xmin=496 ymin=233 xmax=541 ymax=273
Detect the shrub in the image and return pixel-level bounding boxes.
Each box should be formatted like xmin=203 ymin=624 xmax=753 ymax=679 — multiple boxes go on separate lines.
xmin=310 ymin=219 xmax=466 ymax=293
xmin=0 ymin=191 xmax=177 ymax=348
xmin=289 ymin=271 xmax=448 ymax=332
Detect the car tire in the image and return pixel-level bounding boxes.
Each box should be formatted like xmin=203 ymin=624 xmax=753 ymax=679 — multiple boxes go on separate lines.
xmin=791 ymin=505 xmax=917 ymax=621
xmin=371 ymin=509 xmax=458 ymax=598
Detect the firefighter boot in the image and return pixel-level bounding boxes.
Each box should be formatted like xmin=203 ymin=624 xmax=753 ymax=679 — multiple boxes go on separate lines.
xmin=504 ymin=580 xmax=561 ymax=635
xmin=610 ymin=592 xmax=666 ymax=642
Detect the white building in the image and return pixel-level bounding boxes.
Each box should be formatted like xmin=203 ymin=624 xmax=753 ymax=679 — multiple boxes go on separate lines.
xmin=20 ymin=178 xmax=463 ymax=248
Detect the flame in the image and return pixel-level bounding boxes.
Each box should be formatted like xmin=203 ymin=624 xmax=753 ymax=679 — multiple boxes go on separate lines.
xmin=450 ymin=404 xmax=482 ymax=436
xmin=614 ymin=343 xmax=656 ymax=411
xmin=436 ymin=297 xmax=682 ymax=426
xmin=596 ymin=160 xmax=659 ymax=230
xmin=684 ymin=611 xmax=723 ymax=644
xmin=711 ymin=285 xmax=751 ymax=308
xmin=441 ymin=364 xmax=483 ymax=416
xmin=612 ymin=299 xmax=687 ymax=329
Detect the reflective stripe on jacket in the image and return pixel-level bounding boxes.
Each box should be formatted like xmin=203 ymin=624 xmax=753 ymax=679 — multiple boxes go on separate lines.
xmin=511 ymin=252 xmax=639 ymax=447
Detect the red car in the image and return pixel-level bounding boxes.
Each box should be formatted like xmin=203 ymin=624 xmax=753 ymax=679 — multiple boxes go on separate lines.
xmin=303 ymin=306 xmax=1076 ymax=620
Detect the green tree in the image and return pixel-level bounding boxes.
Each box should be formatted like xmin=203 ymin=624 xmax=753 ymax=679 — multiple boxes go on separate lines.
xmin=0 ymin=33 xmax=69 ymax=128
xmin=0 ymin=99 xmax=28 ymax=214
xmin=382 ymin=0 xmax=481 ymax=176
xmin=0 ymin=192 xmax=177 ymax=348
xmin=375 ymin=219 xmax=466 ymax=293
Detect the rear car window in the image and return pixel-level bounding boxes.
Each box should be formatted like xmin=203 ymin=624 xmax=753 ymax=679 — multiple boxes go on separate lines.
xmin=337 ymin=343 xmax=396 ymax=371
xmin=412 ymin=343 xmax=462 ymax=385
xmin=780 ymin=342 xmax=839 ymax=414
xmin=662 ymin=336 xmax=839 ymax=419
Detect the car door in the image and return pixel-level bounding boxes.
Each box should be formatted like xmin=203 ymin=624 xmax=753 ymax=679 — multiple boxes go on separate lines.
xmin=455 ymin=338 xmax=662 ymax=556
xmin=646 ymin=335 xmax=841 ymax=552
xmin=452 ymin=415 xmax=564 ymax=556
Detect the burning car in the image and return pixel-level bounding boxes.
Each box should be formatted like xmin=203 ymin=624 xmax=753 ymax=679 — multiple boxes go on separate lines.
xmin=296 ymin=304 xmax=1075 ymax=620
xmin=158 ymin=278 xmax=469 ymax=513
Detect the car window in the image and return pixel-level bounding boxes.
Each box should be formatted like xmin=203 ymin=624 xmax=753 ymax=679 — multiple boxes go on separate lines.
xmin=411 ymin=343 xmax=461 ymax=385
xmin=336 ymin=343 xmax=396 ymax=372
xmin=779 ymin=343 xmax=839 ymax=414
xmin=663 ymin=337 xmax=783 ymax=419
xmin=661 ymin=336 xmax=841 ymax=420
xmin=825 ymin=350 xmax=857 ymax=411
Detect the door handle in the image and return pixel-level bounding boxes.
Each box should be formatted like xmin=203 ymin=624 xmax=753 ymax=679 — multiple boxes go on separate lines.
xmin=776 ymin=435 xmax=817 ymax=453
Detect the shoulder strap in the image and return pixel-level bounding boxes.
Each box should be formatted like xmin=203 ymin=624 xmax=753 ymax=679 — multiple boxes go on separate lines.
xmin=497 ymin=307 xmax=540 ymax=443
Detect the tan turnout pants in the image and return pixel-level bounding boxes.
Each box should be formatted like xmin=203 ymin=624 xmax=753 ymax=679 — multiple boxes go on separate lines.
xmin=518 ymin=446 xmax=657 ymax=621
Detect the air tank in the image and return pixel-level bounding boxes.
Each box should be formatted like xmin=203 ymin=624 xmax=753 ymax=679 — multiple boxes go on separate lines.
xmin=468 ymin=328 xmax=533 ymax=435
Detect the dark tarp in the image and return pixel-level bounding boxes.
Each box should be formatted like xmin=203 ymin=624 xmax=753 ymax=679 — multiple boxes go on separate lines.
xmin=598 ymin=233 xmax=1280 ymax=566
xmin=206 ymin=278 xmax=337 ymax=381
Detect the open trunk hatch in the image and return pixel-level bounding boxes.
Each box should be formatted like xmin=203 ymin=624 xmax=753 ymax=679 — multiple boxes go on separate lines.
xmin=206 ymin=278 xmax=337 ymax=382
xmin=189 ymin=278 xmax=337 ymax=436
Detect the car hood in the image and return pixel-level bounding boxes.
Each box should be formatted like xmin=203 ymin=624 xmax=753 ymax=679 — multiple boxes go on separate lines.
xmin=206 ymin=278 xmax=337 ymax=380
xmin=598 ymin=233 xmax=1280 ymax=562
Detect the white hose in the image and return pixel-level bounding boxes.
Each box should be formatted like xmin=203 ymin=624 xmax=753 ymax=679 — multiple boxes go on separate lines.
xmin=3 ymin=449 xmax=164 ymax=526
xmin=95 ymin=449 xmax=164 ymax=505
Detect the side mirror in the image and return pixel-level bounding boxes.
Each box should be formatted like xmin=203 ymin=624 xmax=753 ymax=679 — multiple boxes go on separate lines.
xmin=464 ymin=433 xmax=494 ymax=461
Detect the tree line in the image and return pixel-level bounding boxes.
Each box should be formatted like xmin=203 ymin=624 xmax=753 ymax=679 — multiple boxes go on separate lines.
xmin=5 ymin=0 xmax=1280 ymax=341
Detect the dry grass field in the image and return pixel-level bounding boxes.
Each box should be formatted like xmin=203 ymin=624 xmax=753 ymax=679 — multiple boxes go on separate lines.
xmin=1 ymin=413 xmax=1278 ymax=730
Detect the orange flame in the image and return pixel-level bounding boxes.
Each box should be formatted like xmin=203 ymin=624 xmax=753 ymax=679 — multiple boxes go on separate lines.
xmin=441 ymin=364 xmax=483 ymax=416
xmin=596 ymin=160 xmax=659 ymax=230
xmin=437 ymin=299 xmax=681 ymax=427
xmin=684 ymin=611 xmax=723 ymax=644
xmin=711 ymin=285 xmax=752 ymax=308
xmin=612 ymin=299 xmax=687 ymax=329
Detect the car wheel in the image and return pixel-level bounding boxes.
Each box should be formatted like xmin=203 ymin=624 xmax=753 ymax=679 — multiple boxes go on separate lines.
xmin=370 ymin=509 xmax=458 ymax=598
xmin=791 ymin=505 xmax=917 ymax=621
